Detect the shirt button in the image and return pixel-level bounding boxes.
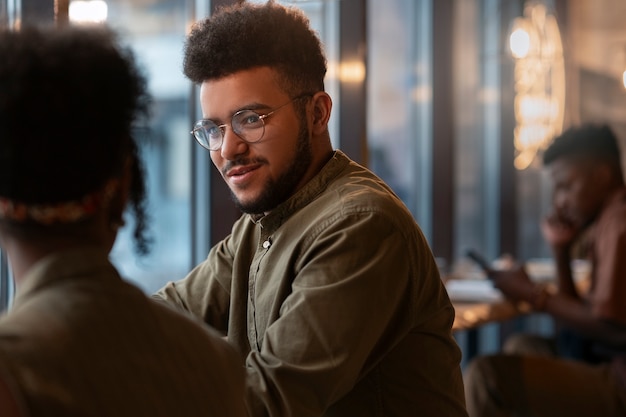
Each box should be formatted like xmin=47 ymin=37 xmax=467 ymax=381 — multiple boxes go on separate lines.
xmin=263 ymin=239 xmax=271 ymax=249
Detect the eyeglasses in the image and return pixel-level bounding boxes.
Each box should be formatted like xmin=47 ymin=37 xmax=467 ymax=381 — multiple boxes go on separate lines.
xmin=191 ymin=94 xmax=312 ymax=151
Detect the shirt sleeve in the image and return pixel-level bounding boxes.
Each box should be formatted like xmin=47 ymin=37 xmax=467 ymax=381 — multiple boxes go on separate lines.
xmin=152 ymin=235 xmax=237 ymax=334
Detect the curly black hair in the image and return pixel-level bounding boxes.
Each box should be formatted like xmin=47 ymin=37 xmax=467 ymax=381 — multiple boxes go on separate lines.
xmin=543 ymin=123 xmax=623 ymax=178
xmin=0 ymin=26 xmax=152 ymax=255
xmin=183 ymin=1 xmax=327 ymax=96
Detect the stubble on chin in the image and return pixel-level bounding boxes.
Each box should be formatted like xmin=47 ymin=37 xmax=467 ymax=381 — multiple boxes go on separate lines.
xmin=232 ymin=122 xmax=312 ymax=215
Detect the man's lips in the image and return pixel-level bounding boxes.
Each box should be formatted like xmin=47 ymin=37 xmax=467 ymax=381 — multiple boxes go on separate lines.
xmin=223 ymin=163 xmax=263 ymax=186
xmin=225 ymin=164 xmax=261 ymax=178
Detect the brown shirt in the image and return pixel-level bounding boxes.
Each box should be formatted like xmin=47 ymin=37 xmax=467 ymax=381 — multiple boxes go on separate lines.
xmin=0 ymin=248 xmax=247 ymax=417
xmin=587 ymin=187 xmax=626 ymax=324
xmin=584 ymin=187 xmax=626 ymax=390
xmin=156 ymin=150 xmax=467 ymax=417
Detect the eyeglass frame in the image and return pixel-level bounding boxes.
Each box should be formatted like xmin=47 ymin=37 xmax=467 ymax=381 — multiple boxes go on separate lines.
xmin=190 ymin=93 xmax=313 ymax=151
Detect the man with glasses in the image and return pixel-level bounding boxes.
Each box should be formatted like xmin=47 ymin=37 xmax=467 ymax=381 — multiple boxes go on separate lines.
xmin=155 ymin=2 xmax=467 ymax=416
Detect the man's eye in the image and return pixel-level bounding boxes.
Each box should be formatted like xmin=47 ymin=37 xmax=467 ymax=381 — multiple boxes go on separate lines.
xmin=207 ymin=126 xmax=222 ymax=138
xmin=238 ymin=112 xmax=262 ymax=127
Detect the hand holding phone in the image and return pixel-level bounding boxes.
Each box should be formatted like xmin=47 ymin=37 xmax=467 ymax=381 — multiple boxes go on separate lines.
xmin=465 ymin=249 xmax=493 ymax=277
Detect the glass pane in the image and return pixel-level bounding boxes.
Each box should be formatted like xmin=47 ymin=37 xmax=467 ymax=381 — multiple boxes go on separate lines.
xmin=453 ymin=0 xmax=501 ymax=261
xmin=0 ymin=0 xmax=19 ymax=315
xmin=101 ymin=0 xmax=193 ymax=294
xmin=366 ymin=0 xmax=433 ymax=237
xmin=0 ymin=251 xmax=12 ymax=313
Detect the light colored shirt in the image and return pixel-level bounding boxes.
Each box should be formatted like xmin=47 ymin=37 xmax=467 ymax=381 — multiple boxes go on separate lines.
xmin=156 ymin=150 xmax=467 ymax=417
xmin=0 ymin=247 xmax=247 ymax=417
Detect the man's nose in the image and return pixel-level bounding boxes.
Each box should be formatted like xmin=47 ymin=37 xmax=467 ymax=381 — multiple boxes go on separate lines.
xmin=219 ymin=128 xmax=248 ymax=160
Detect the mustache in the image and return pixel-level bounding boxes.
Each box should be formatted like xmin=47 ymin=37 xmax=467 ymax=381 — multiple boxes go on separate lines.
xmin=221 ymin=157 xmax=267 ymax=175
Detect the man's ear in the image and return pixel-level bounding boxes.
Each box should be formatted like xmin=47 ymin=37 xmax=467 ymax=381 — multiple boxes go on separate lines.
xmin=310 ymin=92 xmax=332 ymax=135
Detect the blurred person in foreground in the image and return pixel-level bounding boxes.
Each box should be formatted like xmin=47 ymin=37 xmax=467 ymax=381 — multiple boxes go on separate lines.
xmin=465 ymin=123 xmax=626 ymax=416
xmin=153 ymin=2 xmax=467 ymax=416
xmin=0 ymin=26 xmax=246 ymax=416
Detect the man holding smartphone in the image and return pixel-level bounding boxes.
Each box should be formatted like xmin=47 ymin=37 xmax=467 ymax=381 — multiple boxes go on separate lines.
xmin=465 ymin=124 xmax=626 ymax=417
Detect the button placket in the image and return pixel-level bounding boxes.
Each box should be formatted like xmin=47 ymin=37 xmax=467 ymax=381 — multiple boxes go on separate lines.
xmin=248 ymin=234 xmax=273 ymax=350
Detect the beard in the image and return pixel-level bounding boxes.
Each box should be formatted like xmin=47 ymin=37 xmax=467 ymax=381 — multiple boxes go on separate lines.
xmin=232 ymin=120 xmax=312 ymax=215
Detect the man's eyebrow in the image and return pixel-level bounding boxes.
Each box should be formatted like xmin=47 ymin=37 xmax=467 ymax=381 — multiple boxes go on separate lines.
xmin=238 ymin=101 xmax=272 ymax=111
xmin=204 ymin=102 xmax=272 ymax=122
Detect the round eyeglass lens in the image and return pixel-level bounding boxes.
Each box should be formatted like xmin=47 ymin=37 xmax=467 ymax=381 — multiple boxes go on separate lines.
xmin=193 ymin=120 xmax=223 ymax=150
xmin=231 ymin=110 xmax=266 ymax=143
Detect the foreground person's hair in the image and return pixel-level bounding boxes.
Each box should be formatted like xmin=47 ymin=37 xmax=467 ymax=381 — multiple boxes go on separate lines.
xmin=0 ymin=26 xmax=152 ymax=254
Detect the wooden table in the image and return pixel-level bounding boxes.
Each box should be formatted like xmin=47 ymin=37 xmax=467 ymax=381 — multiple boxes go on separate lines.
xmin=445 ymin=276 xmax=530 ymax=332
xmin=449 ymin=278 xmax=591 ymax=363
xmin=451 ymin=298 xmax=531 ymax=361
xmin=451 ymin=275 xmax=591 ymax=332
xmin=447 ymin=280 xmax=537 ymax=361
xmin=452 ymin=299 xmax=530 ymax=332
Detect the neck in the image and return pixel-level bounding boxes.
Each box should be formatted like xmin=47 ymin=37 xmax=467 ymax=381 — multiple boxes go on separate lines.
xmin=0 ymin=218 xmax=114 ymax=289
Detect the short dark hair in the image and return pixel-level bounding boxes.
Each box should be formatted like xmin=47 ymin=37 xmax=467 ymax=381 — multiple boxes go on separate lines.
xmin=543 ymin=124 xmax=622 ymax=170
xmin=0 ymin=26 xmax=152 ymax=254
xmin=183 ymin=1 xmax=327 ymax=96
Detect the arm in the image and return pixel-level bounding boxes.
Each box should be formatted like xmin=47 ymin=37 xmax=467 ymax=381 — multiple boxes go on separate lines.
xmin=490 ymin=210 xmax=584 ymax=303
xmin=492 ymin=213 xmax=626 ymax=348
xmin=492 ymin=267 xmax=626 ymax=347
xmin=540 ymin=212 xmax=580 ymax=298
xmin=152 ymin=229 xmax=240 ymax=333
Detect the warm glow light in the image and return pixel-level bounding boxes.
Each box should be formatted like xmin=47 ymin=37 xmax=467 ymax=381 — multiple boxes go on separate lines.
xmin=510 ymin=28 xmax=531 ymax=59
xmin=510 ymin=2 xmax=564 ymax=170
xmin=516 ymin=95 xmax=559 ymax=123
xmin=69 ymin=1 xmax=108 ymax=24
xmin=327 ymin=60 xmax=366 ymax=83
xmin=514 ymin=149 xmax=535 ymax=170
xmin=338 ymin=61 xmax=366 ymax=83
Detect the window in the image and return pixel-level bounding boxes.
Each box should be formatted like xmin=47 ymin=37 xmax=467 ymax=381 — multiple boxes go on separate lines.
xmin=0 ymin=251 xmax=10 ymax=312
xmin=103 ymin=0 xmax=194 ymax=293
xmin=453 ymin=0 xmax=504 ymax=262
xmin=367 ymin=0 xmax=433 ymax=238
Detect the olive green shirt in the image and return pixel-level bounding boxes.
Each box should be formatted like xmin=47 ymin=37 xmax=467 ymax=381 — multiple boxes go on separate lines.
xmin=0 ymin=248 xmax=247 ymax=417
xmin=156 ymin=150 xmax=467 ymax=417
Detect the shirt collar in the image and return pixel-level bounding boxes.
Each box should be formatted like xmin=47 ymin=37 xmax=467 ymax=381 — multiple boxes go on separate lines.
xmin=250 ymin=149 xmax=350 ymax=233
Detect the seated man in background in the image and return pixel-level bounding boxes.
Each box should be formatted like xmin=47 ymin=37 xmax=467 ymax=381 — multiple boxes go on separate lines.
xmin=465 ymin=124 xmax=626 ymax=416
xmin=0 ymin=26 xmax=246 ymax=416
xmin=154 ymin=2 xmax=467 ymax=416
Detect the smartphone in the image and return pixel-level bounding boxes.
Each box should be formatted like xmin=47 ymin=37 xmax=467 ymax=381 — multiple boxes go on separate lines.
xmin=465 ymin=249 xmax=493 ymax=276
